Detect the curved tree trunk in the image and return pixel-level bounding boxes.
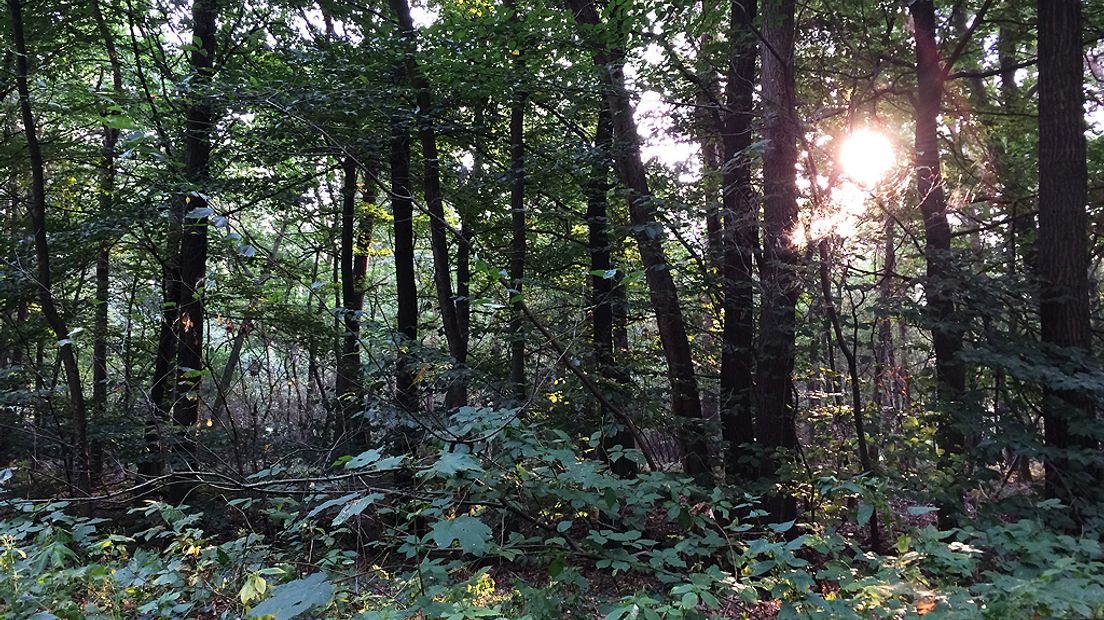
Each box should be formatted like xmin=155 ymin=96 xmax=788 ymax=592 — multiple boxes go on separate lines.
xmin=567 ymin=0 xmax=710 ymax=480
xmin=8 ymin=0 xmax=91 ymax=494
xmin=909 ymin=0 xmax=965 ymax=527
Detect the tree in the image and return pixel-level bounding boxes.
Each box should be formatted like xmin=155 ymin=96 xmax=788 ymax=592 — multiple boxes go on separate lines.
xmin=8 ymin=0 xmax=91 ymax=494
xmin=1037 ymin=0 xmax=1095 ymax=509
xmin=719 ymin=0 xmax=758 ymax=481
xmin=568 ymin=0 xmax=710 ymax=480
xmin=908 ymin=0 xmax=965 ymax=526
xmin=757 ymin=0 xmax=800 ymax=521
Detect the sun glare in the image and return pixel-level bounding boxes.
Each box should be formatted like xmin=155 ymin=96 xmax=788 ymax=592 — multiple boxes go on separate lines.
xmin=839 ymin=129 xmax=894 ymax=188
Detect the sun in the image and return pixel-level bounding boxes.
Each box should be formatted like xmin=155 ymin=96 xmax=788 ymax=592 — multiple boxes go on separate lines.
xmin=839 ymin=128 xmax=895 ymax=188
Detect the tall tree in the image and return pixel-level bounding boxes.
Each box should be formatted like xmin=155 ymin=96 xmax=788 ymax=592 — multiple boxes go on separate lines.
xmin=8 ymin=0 xmax=91 ymax=494
xmin=1037 ymin=0 xmax=1095 ymax=508
xmin=392 ymin=114 xmax=419 ymax=415
xmin=336 ymin=156 xmax=364 ymax=442
xmin=508 ymin=22 xmax=528 ymax=402
xmin=909 ymin=0 xmax=965 ymax=526
xmin=719 ymin=0 xmax=758 ymax=481
xmin=567 ymin=0 xmax=710 ymax=480
xmin=171 ymin=0 xmax=219 ymax=432
xmin=91 ymin=0 xmax=125 ymax=477
xmin=757 ymin=0 xmax=799 ymax=521
xmin=388 ymin=0 xmax=468 ymax=409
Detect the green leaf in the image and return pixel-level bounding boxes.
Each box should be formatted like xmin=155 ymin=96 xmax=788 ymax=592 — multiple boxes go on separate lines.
xmin=426 ymin=450 xmax=483 ymax=477
xmin=907 ymin=505 xmax=939 ymax=516
xmin=857 ymin=502 xmax=873 ymax=526
xmin=247 ymin=573 xmax=332 ymax=620
xmin=331 ymin=493 xmax=383 ymax=527
xmin=428 ymin=515 xmax=492 ymax=555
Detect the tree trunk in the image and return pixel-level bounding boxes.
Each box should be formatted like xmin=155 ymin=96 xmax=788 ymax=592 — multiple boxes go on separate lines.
xmin=509 ymin=48 xmax=528 ymax=402
xmin=8 ymin=0 xmax=92 ymax=494
xmin=1037 ymin=0 xmax=1095 ymax=508
xmin=720 ymin=0 xmax=758 ymax=481
xmin=336 ymin=156 xmax=364 ymax=443
xmin=568 ymin=0 xmax=710 ymax=480
xmin=91 ymin=0 xmax=124 ymax=481
xmin=589 ymin=109 xmax=636 ymax=478
xmin=170 ymin=0 xmax=218 ymax=476
xmin=757 ymin=0 xmax=800 ymax=521
xmin=392 ymin=114 xmax=419 ymax=414
xmin=388 ymin=0 xmax=467 ymax=409
xmin=909 ymin=0 xmax=965 ymax=527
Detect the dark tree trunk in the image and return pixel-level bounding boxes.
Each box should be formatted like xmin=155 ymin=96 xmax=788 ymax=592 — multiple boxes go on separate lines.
xmin=91 ymin=0 xmax=124 ymax=480
xmin=392 ymin=115 xmax=419 ymax=414
xmin=336 ymin=157 xmax=364 ymax=442
xmin=720 ymin=0 xmax=758 ymax=481
xmin=509 ymin=58 xmax=528 ymax=402
xmin=388 ymin=0 xmax=467 ymax=409
xmin=8 ymin=0 xmax=91 ymax=494
xmin=1037 ymin=0 xmax=1096 ymax=508
xmin=170 ymin=0 xmax=218 ymax=473
xmin=757 ymin=0 xmax=799 ymax=521
xmin=568 ymin=0 xmax=710 ymax=480
xmin=589 ymin=110 xmax=636 ymax=478
xmin=909 ymin=0 xmax=965 ymax=527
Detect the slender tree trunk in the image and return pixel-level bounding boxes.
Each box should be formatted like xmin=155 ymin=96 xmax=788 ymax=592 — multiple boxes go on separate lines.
xmin=1037 ymin=0 xmax=1095 ymax=509
xmin=589 ymin=110 xmax=636 ymax=478
xmin=909 ymin=0 xmax=965 ymax=527
xmin=568 ymin=0 xmax=710 ymax=480
xmin=818 ymin=238 xmax=880 ymax=550
xmin=388 ymin=0 xmax=467 ymax=409
xmin=91 ymin=0 xmax=124 ymax=480
xmin=508 ymin=39 xmax=528 ymax=401
xmin=392 ymin=114 xmax=419 ymax=414
xmin=336 ymin=157 xmax=364 ymax=443
xmin=720 ymin=0 xmax=758 ymax=481
xmin=8 ymin=0 xmax=91 ymax=494
xmin=757 ymin=0 xmax=799 ymax=521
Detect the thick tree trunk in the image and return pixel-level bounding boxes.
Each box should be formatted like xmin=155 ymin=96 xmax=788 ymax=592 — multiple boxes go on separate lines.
xmin=568 ymin=0 xmax=710 ymax=480
xmin=8 ymin=0 xmax=92 ymax=494
xmin=392 ymin=114 xmax=419 ymax=414
xmin=1037 ymin=0 xmax=1096 ymax=508
xmin=169 ymin=0 xmax=218 ymax=484
xmin=720 ymin=0 xmax=758 ymax=481
xmin=909 ymin=0 xmax=965 ymax=527
xmin=757 ymin=0 xmax=800 ymax=521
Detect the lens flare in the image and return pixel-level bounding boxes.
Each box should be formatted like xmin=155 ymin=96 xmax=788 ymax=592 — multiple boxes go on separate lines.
xmin=839 ymin=129 xmax=894 ymax=188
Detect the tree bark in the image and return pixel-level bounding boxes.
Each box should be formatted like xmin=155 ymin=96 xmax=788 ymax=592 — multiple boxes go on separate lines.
xmin=1037 ymin=0 xmax=1095 ymax=508
xmin=170 ymin=0 xmax=218 ymax=448
xmin=336 ymin=156 xmax=364 ymax=442
xmin=757 ymin=0 xmax=799 ymax=521
xmin=8 ymin=0 xmax=92 ymax=494
xmin=720 ymin=0 xmax=758 ymax=482
xmin=387 ymin=0 xmax=467 ymax=409
xmin=392 ymin=114 xmax=419 ymax=414
xmin=909 ymin=0 xmax=965 ymax=527
xmin=567 ymin=0 xmax=710 ymax=480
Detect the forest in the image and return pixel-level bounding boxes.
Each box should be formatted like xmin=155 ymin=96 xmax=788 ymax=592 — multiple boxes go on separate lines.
xmin=1 ymin=0 xmax=1103 ymax=617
